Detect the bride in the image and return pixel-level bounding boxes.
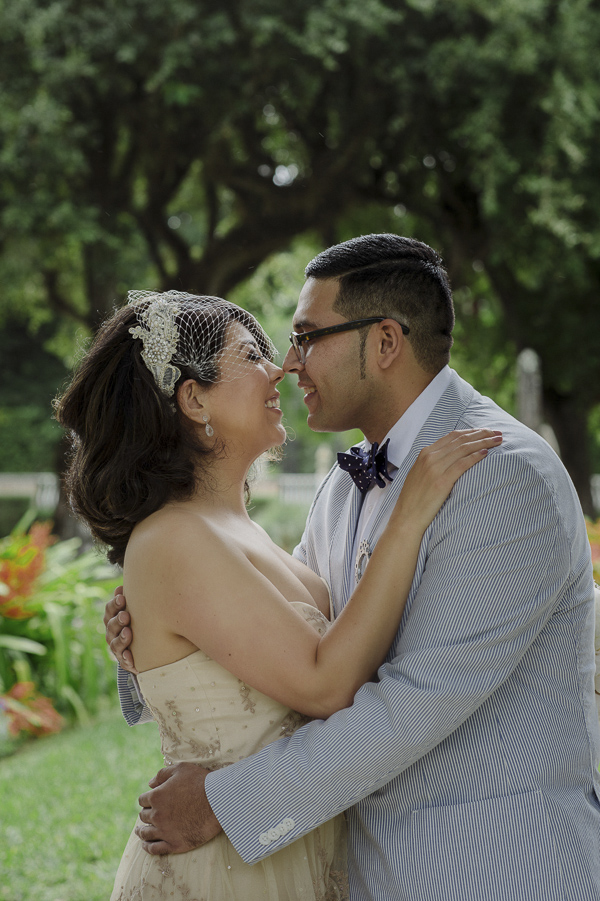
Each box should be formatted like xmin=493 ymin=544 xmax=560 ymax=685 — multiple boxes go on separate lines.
xmin=56 ymin=290 xmax=500 ymax=901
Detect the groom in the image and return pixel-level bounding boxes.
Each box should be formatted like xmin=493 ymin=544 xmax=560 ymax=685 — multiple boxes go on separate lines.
xmin=106 ymin=234 xmax=600 ymax=899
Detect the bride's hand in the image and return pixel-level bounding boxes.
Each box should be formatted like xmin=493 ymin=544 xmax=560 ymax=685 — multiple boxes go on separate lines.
xmin=392 ymin=429 xmax=502 ymax=534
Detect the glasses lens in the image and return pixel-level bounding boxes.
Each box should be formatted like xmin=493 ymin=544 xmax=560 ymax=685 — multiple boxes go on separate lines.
xmin=290 ymin=334 xmax=304 ymax=363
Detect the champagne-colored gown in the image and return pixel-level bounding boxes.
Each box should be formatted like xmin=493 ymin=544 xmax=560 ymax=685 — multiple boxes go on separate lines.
xmin=111 ymin=602 xmax=349 ymax=900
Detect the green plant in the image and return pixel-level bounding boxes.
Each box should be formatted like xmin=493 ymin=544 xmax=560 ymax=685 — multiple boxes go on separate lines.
xmin=0 ymin=680 xmax=64 ymax=741
xmin=0 ymin=518 xmax=120 ymax=744
xmin=249 ymin=497 xmax=312 ymax=554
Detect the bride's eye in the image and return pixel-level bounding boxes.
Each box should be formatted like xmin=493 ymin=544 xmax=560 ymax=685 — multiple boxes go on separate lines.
xmin=247 ymin=350 xmax=265 ymax=363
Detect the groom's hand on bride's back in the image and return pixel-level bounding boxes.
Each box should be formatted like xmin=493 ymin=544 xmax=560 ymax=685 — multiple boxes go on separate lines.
xmin=136 ymin=763 xmax=222 ymax=855
xmin=103 ymin=586 xmax=138 ymax=674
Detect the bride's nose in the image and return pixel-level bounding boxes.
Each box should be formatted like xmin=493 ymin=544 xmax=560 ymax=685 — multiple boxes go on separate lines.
xmin=268 ymin=361 xmax=285 ymax=384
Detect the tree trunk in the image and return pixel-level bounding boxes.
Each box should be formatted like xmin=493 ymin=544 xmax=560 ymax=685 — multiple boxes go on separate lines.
xmin=543 ymin=387 xmax=596 ymax=518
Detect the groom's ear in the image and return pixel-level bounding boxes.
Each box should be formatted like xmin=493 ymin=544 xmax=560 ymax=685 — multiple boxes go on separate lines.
xmin=372 ymin=319 xmax=406 ymax=371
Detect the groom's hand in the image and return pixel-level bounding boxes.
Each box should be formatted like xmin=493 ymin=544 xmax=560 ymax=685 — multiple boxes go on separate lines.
xmin=136 ymin=763 xmax=222 ymax=855
xmin=104 ymin=587 xmax=138 ymax=674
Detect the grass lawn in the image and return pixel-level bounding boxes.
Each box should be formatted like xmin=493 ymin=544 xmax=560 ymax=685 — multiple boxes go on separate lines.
xmin=0 ymin=708 xmax=164 ymax=901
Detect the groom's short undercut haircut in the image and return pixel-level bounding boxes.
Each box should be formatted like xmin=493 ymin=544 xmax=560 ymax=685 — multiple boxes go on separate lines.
xmin=305 ymin=234 xmax=455 ymax=374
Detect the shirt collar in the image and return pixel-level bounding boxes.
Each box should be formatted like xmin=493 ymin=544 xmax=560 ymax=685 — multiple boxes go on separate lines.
xmin=367 ymin=365 xmax=452 ymax=470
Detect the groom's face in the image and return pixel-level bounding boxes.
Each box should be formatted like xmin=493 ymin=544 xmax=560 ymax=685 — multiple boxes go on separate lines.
xmin=283 ymin=278 xmax=374 ymax=433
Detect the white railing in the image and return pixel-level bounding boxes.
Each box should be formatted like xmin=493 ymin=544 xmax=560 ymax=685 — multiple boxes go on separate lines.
xmin=0 ymin=471 xmax=599 ymax=514
xmin=252 ymin=473 xmax=324 ymax=506
xmin=592 ymin=475 xmax=600 ymax=512
xmin=0 ymin=472 xmax=59 ymax=511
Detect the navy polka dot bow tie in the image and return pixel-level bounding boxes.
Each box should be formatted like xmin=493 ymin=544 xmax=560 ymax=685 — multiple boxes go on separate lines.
xmin=337 ymin=439 xmax=394 ymax=495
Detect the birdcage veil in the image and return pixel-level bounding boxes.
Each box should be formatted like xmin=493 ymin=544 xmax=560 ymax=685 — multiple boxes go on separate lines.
xmin=127 ymin=290 xmax=277 ymax=397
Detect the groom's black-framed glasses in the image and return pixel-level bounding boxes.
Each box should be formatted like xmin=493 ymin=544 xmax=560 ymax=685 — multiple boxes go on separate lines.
xmin=289 ymin=318 xmax=409 ymax=364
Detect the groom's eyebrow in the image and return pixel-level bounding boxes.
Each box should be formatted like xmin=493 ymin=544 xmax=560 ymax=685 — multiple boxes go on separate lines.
xmin=292 ymin=319 xmax=319 ymax=332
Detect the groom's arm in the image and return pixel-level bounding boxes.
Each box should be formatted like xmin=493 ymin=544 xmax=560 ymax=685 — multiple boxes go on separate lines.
xmin=204 ymin=446 xmax=589 ymax=863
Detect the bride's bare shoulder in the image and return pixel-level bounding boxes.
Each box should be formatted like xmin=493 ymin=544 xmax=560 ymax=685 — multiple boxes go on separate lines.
xmin=126 ymin=505 xmax=233 ymax=565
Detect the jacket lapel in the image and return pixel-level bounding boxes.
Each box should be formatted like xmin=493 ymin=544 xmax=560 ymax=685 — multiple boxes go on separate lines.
xmin=362 ymin=371 xmax=476 ymax=576
xmin=327 ymin=469 xmax=365 ymax=616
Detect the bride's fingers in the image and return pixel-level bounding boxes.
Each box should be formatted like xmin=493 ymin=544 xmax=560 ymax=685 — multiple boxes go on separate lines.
xmin=419 ymin=430 xmax=501 ymax=461
xmin=424 ymin=430 xmax=502 ymax=468
xmin=445 ymin=432 xmax=502 ymax=466
xmin=402 ymin=431 xmax=502 ymax=511
xmin=437 ymin=428 xmax=501 ymax=451
xmin=441 ymin=435 xmax=502 ymax=471
xmin=445 ymin=430 xmax=502 ymax=456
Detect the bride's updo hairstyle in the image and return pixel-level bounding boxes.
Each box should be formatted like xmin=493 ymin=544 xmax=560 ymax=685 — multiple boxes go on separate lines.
xmin=56 ymin=291 xmax=275 ymax=566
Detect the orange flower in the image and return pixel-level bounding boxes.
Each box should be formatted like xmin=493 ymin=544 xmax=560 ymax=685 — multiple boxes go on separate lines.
xmin=0 ymin=681 xmax=64 ymax=737
xmin=0 ymin=523 xmax=55 ymax=619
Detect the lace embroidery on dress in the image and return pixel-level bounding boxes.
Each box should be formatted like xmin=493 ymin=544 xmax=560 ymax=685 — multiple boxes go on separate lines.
xmin=301 ymin=605 xmax=330 ymax=636
xmin=146 ymin=700 xmax=183 ymax=753
xmin=312 ymin=827 xmax=350 ymax=901
xmin=148 ymin=695 xmax=221 ymax=764
xmin=113 ymin=862 xmax=200 ymax=901
xmin=186 ymin=735 xmax=221 ymax=759
xmin=279 ymin=710 xmax=310 ymax=736
xmin=164 ymin=698 xmax=184 ymax=732
xmin=238 ymin=680 xmax=256 ymax=713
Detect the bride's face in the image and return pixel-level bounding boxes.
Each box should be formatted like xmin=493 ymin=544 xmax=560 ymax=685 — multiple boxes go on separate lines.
xmin=206 ymin=322 xmax=286 ymax=458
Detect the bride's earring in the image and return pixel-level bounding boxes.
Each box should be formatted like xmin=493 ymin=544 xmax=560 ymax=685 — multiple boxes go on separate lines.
xmin=202 ymin=414 xmax=214 ymax=437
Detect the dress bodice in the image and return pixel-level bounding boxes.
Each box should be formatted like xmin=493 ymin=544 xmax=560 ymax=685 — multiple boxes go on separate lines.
xmin=137 ymin=601 xmax=330 ymax=770
xmin=113 ymin=600 xmax=349 ymax=901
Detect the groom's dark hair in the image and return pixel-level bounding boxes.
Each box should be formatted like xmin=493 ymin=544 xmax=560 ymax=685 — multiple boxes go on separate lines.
xmin=305 ymin=234 xmax=454 ymax=374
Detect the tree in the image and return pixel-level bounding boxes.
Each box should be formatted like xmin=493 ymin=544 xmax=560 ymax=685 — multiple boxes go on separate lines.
xmin=0 ymin=318 xmax=67 ymax=472
xmin=1 ymin=0 xmax=599 ymax=511
xmin=380 ymin=0 xmax=600 ymax=513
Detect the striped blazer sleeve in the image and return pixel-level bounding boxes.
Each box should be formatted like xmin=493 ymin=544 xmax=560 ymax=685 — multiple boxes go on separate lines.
xmin=117 ymin=666 xmax=154 ymax=726
xmin=205 ymin=440 xmax=590 ymax=864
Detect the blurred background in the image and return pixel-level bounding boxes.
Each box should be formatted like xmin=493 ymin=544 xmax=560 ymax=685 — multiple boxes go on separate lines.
xmin=1 ymin=1 xmax=599 ymax=896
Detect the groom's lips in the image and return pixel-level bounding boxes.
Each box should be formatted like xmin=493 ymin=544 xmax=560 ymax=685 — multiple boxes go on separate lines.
xmin=299 ymin=384 xmax=317 ymax=407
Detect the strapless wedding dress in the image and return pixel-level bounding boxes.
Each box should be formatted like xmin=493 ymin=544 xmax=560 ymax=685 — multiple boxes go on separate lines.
xmin=111 ymin=601 xmax=348 ymax=900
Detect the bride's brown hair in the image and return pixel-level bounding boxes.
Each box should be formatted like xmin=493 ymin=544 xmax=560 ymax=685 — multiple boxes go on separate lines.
xmin=55 ymin=300 xmax=266 ymax=566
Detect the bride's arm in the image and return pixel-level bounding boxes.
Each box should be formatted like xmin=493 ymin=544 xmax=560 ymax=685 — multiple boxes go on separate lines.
xmin=130 ymin=429 xmax=501 ymax=718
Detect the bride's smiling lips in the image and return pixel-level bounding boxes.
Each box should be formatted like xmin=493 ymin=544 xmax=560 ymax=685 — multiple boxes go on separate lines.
xmin=265 ymin=392 xmax=282 ymax=411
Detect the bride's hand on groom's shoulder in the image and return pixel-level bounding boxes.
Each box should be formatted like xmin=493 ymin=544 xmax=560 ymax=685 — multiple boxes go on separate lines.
xmin=103 ymin=587 xmax=138 ymax=674
xmin=393 ymin=428 xmax=502 ymax=532
xmin=135 ymin=763 xmax=222 ymax=855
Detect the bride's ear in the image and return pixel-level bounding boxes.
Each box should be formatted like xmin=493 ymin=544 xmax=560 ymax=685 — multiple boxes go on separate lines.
xmin=177 ymin=379 xmax=208 ymax=423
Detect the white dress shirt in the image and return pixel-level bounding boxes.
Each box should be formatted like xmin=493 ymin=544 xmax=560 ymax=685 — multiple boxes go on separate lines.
xmin=351 ymin=365 xmax=452 ymax=572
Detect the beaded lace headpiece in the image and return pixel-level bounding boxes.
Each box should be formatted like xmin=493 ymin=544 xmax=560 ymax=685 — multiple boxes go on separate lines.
xmin=127 ymin=290 xmax=277 ymax=397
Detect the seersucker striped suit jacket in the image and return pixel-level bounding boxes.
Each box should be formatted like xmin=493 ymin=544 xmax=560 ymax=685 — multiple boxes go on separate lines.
xmin=204 ymin=369 xmax=600 ymax=900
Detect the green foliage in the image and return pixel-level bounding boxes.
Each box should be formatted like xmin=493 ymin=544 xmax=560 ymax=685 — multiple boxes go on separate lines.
xmin=450 ymin=282 xmax=518 ymax=417
xmin=0 ymin=317 xmax=68 ymax=473
xmin=0 ymin=525 xmax=120 ymax=738
xmin=0 ymin=501 xmax=31 ymax=541
xmin=0 ymin=710 xmax=163 ymax=900
xmin=249 ymin=497 xmax=313 ymax=554
xmin=0 ymin=407 xmax=62 ymax=472
xmin=1 ymin=0 xmax=600 ymax=510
